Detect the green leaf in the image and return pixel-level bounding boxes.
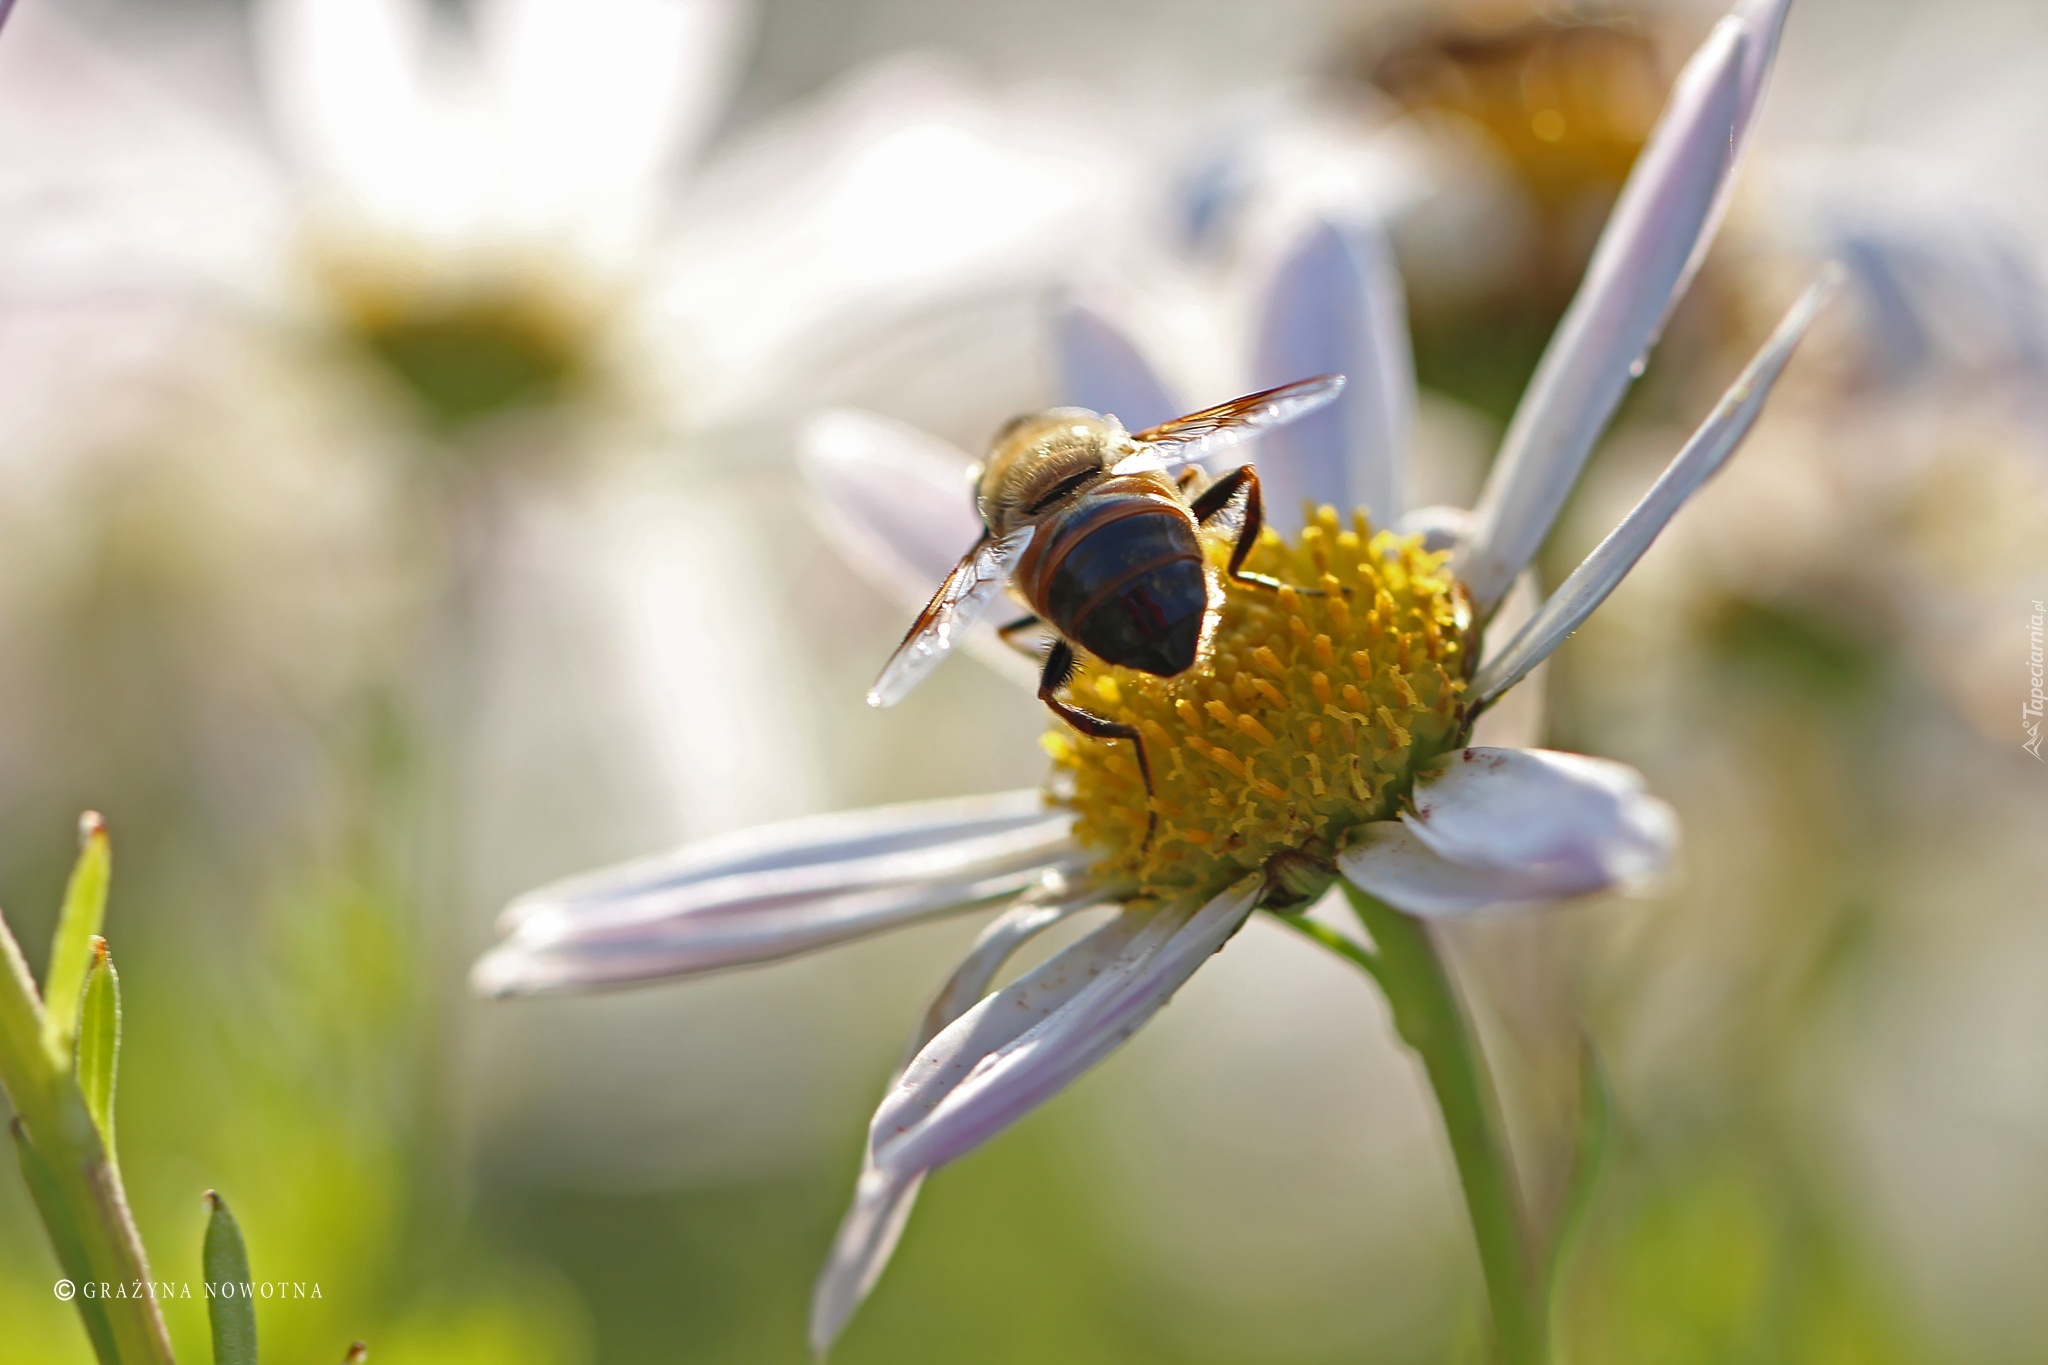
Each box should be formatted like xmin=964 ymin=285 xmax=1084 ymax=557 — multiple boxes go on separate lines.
xmin=12 ymin=1118 xmax=121 ymax=1365
xmin=76 ymin=942 xmax=119 ymax=1150
xmin=42 ymin=813 xmax=111 ymax=1066
xmin=0 ymin=907 xmax=53 ymax=1109
xmin=204 ymin=1189 xmax=259 ymax=1365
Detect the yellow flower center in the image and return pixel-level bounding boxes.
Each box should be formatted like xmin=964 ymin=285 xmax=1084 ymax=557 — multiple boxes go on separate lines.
xmin=1044 ymin=506 xmax=1475 ymax=907
xmin=312 ymin=240 xmax=612 ymax=432
xmin=1360 ymin=14 xmax=1662 ymax=217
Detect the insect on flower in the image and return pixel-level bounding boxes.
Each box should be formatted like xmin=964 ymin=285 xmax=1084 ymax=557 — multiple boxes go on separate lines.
xmin=869 ymin=375 xmax=1347 ymax=827
xmin=475 ymin=0 xmax=1822 ymax=1355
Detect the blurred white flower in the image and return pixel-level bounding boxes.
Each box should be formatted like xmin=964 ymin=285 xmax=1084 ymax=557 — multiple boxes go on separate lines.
xmin=257 ymin=0 xmax=1134 ymax=434
xmin=0 ymin=0 xmax=1132 ymax=438
xmin=0 ymin=0 xmax=1143 ymax=862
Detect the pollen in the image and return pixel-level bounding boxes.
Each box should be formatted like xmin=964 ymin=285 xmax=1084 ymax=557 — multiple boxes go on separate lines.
xmin=1046 ymin=508 xmax=1474 ymax=905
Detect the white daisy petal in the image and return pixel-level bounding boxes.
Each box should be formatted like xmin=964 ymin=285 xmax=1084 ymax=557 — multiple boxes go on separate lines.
xmin=1457 ymin=2 xmax=1786 ymax=616
xmin=1799 ymin=173 xmax=2048 ymax=389
xmin=472 ymin=791 xmax=1075 ymax=994
xmin=800 ymin=408 xmax=1043 ymax=690
xmin=1472 ymin=273 xmax=1835 ymax=707
xmin=1338 ymin=748 xmax=1676 ymax=917
xmin=810 ymin=881 xmax=1101 ymax=1355
xmin=810 ymin=1167 xmax=925 ymax=1358
xmin=1254 ymin=219 xmax=1415 ymax=530
xmin=1399 ymin=504 xmax=1470 ymax=556
xmin=817 ymin=885 xmax=1259 ymax=1356
xmin=479 ymin=0 xmax=748 ymax=253
xmin=258 ymin=0 xmax=430 ymax=207
xmin=812 ymin=906 xmax=1157 ymax=1353
xmin=801 ymin=408 xmax=982 ymax=598
xmin=905 ymin=881 xmax=1105 ymax=1062
xmin=1053 ymin=297 xmax=1183 ymax=434
xmin=872 ymin=878 xmax=1259 ymax=1180
xmin=653 ymin=61 xmax=1119 ymax=420
xmin=1734 ymin=0 xmax=1795 ymax=131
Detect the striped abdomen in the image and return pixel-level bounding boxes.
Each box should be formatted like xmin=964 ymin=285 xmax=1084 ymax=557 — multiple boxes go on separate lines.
xmin=1029 ymin=493 xmax=1210 ymax=678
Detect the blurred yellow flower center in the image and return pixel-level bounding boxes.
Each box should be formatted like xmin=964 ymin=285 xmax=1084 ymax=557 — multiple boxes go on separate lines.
xmin=1360 ymin=12 xmax=1662 ymax=213
xmin=1044 ymin=507 xmax=1474 ymax=907
xmin=314 ymin=244 xmax=610 ymax=431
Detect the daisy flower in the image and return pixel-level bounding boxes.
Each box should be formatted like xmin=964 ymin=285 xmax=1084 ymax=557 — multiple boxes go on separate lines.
xmin=0 ymin=0 xmax=1141 ymax=873
xmin=474 ymin=0 xmax=1827 ymax=1356
xmin=0 ymin=0 xmax=1131 ymax=452
xmin=257 ymin=0 xmax=1132 ymax=437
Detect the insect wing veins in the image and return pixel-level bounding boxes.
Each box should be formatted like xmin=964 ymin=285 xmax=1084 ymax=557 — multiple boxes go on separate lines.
xmin=1129 ymin=374 xmax=1346 ymax=470
xmin=867 ymin=526 xmax=1035 ymax=707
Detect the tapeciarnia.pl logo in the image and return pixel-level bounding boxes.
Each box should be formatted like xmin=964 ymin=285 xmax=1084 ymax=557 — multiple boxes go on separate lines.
xmin=2026 ymin=599 xmax=2045 ymax=762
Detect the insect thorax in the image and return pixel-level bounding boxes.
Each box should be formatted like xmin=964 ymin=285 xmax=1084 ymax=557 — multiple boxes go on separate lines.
xmin=976 ymin=409 xmax=1133 ymax=536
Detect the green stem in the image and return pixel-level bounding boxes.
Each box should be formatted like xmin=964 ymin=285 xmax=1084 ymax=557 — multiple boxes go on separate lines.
xmin=1268 ymin=910 xmax=1386 ymax=987
xmin=0 ymin=911 xmax=174 ymax=1365
xmin=1341 ymin=883 xmax=1545 ymax=1365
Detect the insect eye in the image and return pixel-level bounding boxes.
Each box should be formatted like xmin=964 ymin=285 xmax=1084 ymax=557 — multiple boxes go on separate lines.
xmin=1023 ymin=467 xmax=1100 ymax=514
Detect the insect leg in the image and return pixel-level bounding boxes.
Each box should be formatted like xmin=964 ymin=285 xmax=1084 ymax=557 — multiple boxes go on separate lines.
xmin=996 ymin=614 xmax=1048 ymax=659
xmin=1039 ymin=639 xmax=1157 ymax=848
xmin=1190 ymin=464 xmax=1289 ymax=591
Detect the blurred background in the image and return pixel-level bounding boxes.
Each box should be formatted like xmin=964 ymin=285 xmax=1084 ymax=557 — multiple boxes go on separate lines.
xmin=0 ymin=0 xmax=2043 ymax=1360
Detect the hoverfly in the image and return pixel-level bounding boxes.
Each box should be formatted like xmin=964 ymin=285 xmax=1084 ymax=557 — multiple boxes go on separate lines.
xmin=868 ymin=374 xmax=1346 ymax=824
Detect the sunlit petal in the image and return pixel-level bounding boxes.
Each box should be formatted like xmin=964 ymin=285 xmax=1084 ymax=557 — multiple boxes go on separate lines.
xmin=1254 ymin=219 xmax=1414 ymax=531
xmin=800 ymin=408 xmax=1042 ymax=690
xmin=810 ymin=880 xmax=1100 ymax=1355
xmin=810 ymin=1167 xmax=924 ymax=1358
xmin=1473 ymin=273 xmax=1835 ymax=706
xmin=1053 ymin=296 xmax=1183 ymax=434
xmin=472 ymin=792 xmax=1076 ymax=994
xmin=478 ymin=0 xmax=749 ymax=257
xmin=1338 ymin=748 xmax=1675 ymax=916
xmin=801 ymin=408 xmax=981 ymax=602
xmin=906 ymin=879 xmax=1104 ymax=1062
xmin=1456 ymin=1 xmax=1787 ymax=616
xmin=811 ymin=904 xmax=1162 ymax=1352
xmin=873 ymin=878 xmax=1259 ymax=1179
xmin=0 ymin=8 xmax=289 ymax=303
xmin=1733 ymin=0 xmax=1795 ymax=135
xmin=257 ymin=0 xmax=436 ymax=214
xmin=650 ymin=59 xmax=1121 ymax=419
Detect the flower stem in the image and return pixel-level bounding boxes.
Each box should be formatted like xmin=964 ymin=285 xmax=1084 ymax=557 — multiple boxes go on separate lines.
xmin=1341 ymin=884 xmax=1545 ymax=1365
xmin=1 ymin=907 xmax=175 ymax=1365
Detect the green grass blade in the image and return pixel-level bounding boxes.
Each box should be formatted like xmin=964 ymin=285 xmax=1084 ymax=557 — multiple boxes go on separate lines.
xmin=12 ymin=1118 xmax=121 ymax=1365
xmin=204 ymin=1189 xmax=259 ymax=1365
xmin=42 ymin=813 xmax=111 ymax=1065
xmin=76 ymin=941 xmax=120 ymax=1150
xmin=1547 ymin=1035 xmax=1617 ymax=1306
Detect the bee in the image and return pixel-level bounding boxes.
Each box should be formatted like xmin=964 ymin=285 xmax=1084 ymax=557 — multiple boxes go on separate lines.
xmin=868 ymin=374 xmax=1346 ymax=826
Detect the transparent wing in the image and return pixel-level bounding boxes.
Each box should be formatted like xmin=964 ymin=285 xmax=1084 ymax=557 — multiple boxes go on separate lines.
xmin=1122 ymin=374 xmax=1346 ymax=472
xmin=867 ymin=526 xmax=1036 ymax=708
